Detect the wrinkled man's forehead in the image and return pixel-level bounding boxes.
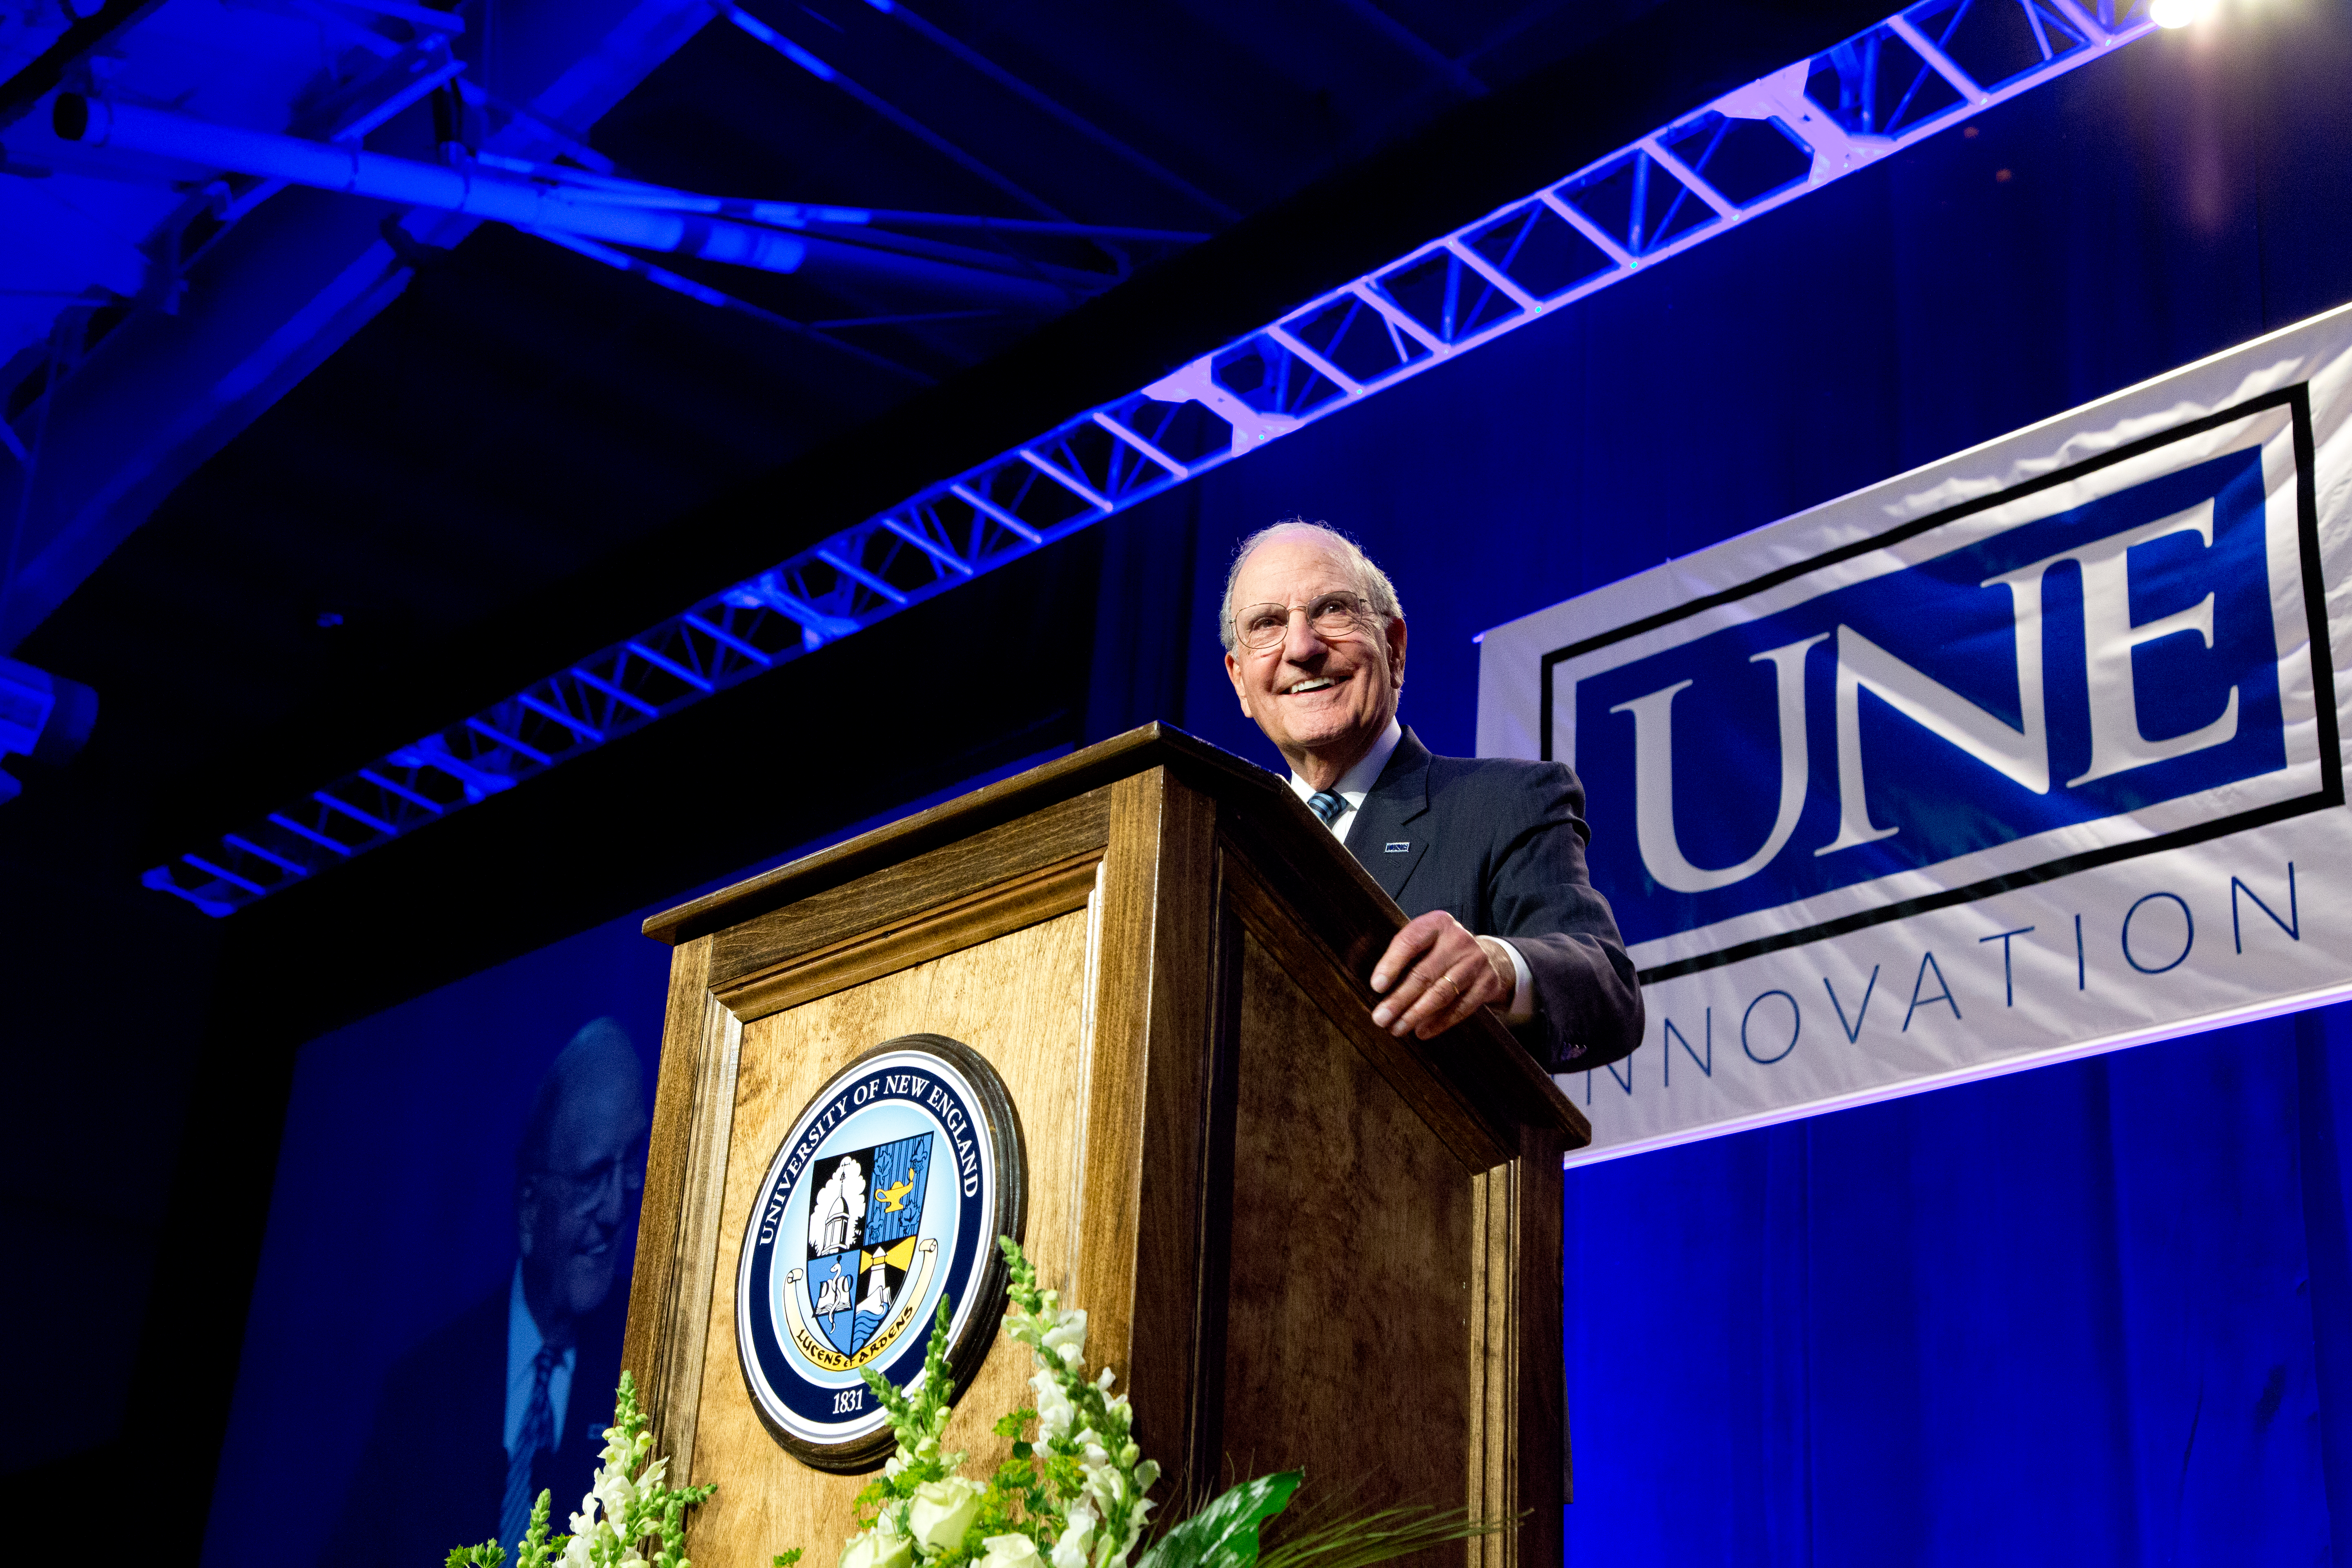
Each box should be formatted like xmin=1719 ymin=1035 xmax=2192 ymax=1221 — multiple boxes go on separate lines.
xmin=1233 ymin=536 xmax=1362 ymax=599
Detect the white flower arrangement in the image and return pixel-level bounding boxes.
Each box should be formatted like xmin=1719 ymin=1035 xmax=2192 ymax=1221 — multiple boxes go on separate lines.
xmin=443 ymin=1371 xmax=715 ymax=1568
xmin=814 ymin=1238 xmax=1164 ymax=1568
xmin=449 ymin=1236 xmax=1494 ymax=1568
xmin=807 ymin=1240 xmax=1491 ymax=1568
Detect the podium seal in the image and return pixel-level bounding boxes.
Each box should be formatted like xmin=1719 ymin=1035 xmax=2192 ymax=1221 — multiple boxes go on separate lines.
xmin=735 ymin=1034 xmax=1026 ymax=1470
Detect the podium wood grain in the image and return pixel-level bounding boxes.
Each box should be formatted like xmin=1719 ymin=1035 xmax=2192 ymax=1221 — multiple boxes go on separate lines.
xmin=628 ymin=727 xmax=1589 ymax=1568
xmin=686 ymin=912 xmax=1091 ymax=1568
xmin=1219 ymin=927 xmax=1472 ymax=1491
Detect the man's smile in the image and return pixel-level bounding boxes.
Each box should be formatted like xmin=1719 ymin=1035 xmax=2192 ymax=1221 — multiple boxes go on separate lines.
xmin=1222 ymin=528 xmax=1408 ymax=785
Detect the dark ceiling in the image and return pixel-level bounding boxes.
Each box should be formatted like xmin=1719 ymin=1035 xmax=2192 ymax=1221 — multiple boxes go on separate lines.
xmin=10 ymin=0 xmax=1896 ymax=891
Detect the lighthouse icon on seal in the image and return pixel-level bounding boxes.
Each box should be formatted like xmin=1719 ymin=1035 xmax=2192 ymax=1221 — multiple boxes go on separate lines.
xmin=856 ymin=1250 xmax=895 ymax=1317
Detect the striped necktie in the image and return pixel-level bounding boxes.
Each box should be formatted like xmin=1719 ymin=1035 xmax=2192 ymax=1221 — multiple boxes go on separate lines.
xmin=502 ymin=1345 xmax=559 ymax=1550
xmin=1307 ymin=790 xmax=1346 ymax=828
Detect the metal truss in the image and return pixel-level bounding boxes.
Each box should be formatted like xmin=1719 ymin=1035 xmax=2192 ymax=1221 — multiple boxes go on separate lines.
xmin=0 ymin=9 xmax=463 ymax=452
xmin=145 ymin=0 xmax=2160 ymax=916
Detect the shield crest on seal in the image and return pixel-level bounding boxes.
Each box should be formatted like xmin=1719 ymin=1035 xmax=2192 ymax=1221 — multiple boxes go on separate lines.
xmin=802 ymin=1133 xmax=934 ymax=1357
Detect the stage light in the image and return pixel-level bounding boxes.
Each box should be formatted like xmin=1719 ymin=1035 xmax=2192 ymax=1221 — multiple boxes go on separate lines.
xmin=0 ymin=655 xmax=98 ymax=805
xmin=2149 ymin=0 xmax=2213 ymax=28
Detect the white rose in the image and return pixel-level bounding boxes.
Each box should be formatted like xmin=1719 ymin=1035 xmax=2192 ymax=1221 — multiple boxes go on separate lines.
xmin=841 ymin=1523 xmax=915 ymax=1568
xmin=980 ymin=1535 xmax=1047 ymax=1568
xmin=908 ymin=1476 xmax=984 ymax=1554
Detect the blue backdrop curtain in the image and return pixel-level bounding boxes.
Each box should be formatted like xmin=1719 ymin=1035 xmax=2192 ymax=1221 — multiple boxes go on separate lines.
xmin=1064 ymin=2 xmax=2352 ymax=1558
xmin=1561 ymin=1004 xmax=2352 ymax=1564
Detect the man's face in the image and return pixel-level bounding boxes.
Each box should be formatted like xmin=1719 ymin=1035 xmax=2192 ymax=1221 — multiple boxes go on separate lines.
xmin=1223 ymin=531 xmax=1407 ymax=770
xmin=518 ymin=1071 xmax=649 ymax=1327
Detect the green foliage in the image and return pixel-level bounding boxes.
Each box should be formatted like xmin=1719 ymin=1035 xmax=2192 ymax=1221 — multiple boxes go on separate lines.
xmin=797 ymin=1238 xmax=1170 ymax=1568
xmin=441 ymin=1370 xmax=717 ymax=1568
xmin=823 ymin=1294 xmax=1067 ymax=1568
xmin=515 ymin=1489 xmax=560 ymax=1568
xmin=1134 ymin=1472 xmax=1300 ymax=1568
xmin=995 ymin=1235 xmax=1161 ymax=1568
xmin=850 ymin=1299 xmax=968 ymax=1537
xmin=436 ymin=1257 xmax=1494 ymax=1568
xmin=813 ymin=1237 xmax=1488 ymax=1568
xmin=1252 ymin=1504 xmax=1503 ymax=1568
xmin=446 ymin=1486 xmax=559 ymax=1568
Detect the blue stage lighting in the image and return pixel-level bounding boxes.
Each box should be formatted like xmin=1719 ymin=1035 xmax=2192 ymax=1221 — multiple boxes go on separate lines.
xmin=0 ymin=655 xmax=97 ymax=805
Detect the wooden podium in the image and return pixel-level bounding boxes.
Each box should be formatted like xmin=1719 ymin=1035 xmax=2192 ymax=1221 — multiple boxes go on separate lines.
xmin=626 ymin=725 xmax=1591 ymax=1568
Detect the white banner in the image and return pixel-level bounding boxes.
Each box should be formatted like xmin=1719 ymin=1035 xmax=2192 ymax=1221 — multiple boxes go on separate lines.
xmin=1479 ymin=303 xmax=2352 ymax=1165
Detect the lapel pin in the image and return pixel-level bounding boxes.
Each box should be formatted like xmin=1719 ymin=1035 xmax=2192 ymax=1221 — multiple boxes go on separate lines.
xmin=1384 ymin=842 xmax=1410 ymax=853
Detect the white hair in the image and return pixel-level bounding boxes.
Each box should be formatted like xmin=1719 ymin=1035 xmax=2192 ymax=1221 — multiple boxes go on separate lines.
xmin=1218 ymin=518 xmax=1403 ymax=653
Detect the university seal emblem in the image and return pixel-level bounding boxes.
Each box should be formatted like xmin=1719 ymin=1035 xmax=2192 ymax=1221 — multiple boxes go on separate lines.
xmin=736 ymin=1034 xmax=1026 ymax=1470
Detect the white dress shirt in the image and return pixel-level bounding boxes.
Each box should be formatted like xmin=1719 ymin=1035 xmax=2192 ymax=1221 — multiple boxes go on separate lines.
xmin=504 ymin=1261 xmax=577 ymax=1457
xmin=1286 ymin=717 xmax=1535 ymax=1022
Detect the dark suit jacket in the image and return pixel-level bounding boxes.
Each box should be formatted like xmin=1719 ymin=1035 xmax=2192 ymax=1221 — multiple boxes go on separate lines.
xmin=1345 ymin=727 xmax=1643 ymax=1071
xmin=324 ymin=1279 xmax=627 ymax=1568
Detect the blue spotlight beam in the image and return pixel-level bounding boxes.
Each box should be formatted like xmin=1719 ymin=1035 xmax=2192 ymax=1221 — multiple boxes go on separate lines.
xmin=143 ymin=0 xmax=2159 ymax=917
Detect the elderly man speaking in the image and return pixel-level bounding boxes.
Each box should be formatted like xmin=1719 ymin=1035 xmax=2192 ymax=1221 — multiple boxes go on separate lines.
xmin=1222 ymin=519 xmax=1643 ymax=1071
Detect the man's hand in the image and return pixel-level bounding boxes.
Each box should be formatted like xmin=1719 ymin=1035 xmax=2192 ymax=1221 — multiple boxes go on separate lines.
xmin=1368 ymin=910 xmax=1514 ymax=1039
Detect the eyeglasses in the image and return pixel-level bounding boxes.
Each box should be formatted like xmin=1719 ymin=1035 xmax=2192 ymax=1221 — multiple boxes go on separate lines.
xmin=1232 ymin=591 xmax=1376 ymax=653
